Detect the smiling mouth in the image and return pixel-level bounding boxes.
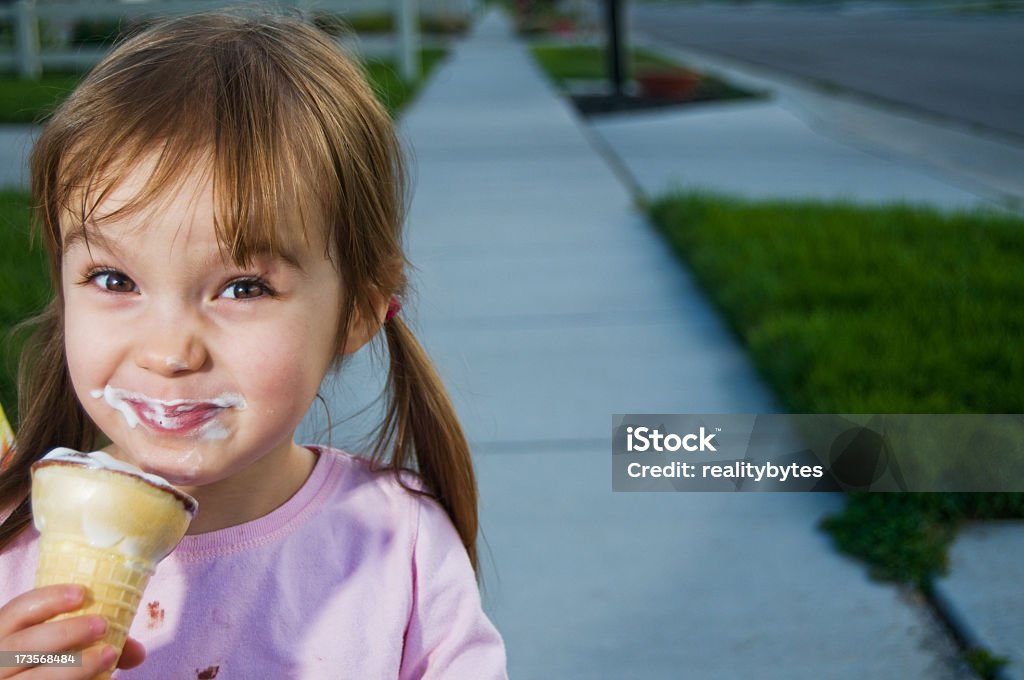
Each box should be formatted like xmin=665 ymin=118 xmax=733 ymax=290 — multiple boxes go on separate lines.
xmin=92 ymin=386 xmax=246 ymax=439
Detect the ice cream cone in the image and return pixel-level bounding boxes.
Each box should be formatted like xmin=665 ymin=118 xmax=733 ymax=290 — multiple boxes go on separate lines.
xmin=31 ymin=450 xmax=197 ymax=677
xmin=0 ymin=403 xmax=14 ymax=472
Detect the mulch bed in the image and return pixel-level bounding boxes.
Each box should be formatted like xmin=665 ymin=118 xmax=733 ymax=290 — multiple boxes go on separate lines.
xmin=570 ymin=90 xmax=741 ymax=117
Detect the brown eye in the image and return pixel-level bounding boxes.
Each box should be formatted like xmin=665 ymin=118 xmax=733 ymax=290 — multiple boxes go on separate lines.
xmin=222 ymin=278 xmax=269 ymax=300
xmin=90 ymin=270 xmax=137 ymax=293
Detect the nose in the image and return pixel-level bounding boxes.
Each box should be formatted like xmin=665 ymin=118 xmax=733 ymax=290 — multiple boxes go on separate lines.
xmin=133 ymin=305 xmax=209 ymax=376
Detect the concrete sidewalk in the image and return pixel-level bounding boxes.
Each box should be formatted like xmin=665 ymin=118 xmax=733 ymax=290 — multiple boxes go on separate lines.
xmin=0 ymin=126 xmax=36 ymax=189
xmin=334 ymin=9 xmax=1006 ymax=678
xmin=590 ymin=99 xmax=992 ymax=209
xmin=587 ymin=31 xmax=1024 ymax=680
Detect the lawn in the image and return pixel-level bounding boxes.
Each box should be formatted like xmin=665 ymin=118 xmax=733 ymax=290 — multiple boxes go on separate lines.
xmin=0 ymin=47 xmax=447 ymax=123
xmin=648 ymin=193 xmax=1024 ymax=415
xmin=364 ymin=47 xmax=449 ymax=114
xmin=0 ymin=72 xmax=86 ymax=124
xmin=648 ymin=191 xmax=1024 ymax=587
xmin=0 ymin=189 xmax=49 ymax=421
xmin=314 ymin=12 xmax=470 ymax=35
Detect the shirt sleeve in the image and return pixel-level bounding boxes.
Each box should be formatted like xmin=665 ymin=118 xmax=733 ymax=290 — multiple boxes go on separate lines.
xmin=399 ymin=496 xmax=509 ymax=680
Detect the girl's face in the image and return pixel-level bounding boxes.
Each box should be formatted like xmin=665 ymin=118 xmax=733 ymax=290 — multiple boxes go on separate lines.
xmin=60 ymin=155 xmax=346 ymax=502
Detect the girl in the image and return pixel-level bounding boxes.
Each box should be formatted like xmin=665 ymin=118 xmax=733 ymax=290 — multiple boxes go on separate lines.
xmin=0 ymin=11 xmax=507 ymax=679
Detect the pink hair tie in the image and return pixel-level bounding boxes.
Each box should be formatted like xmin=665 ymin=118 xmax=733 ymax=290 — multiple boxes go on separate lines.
xmin=385 ymin=296 xmax=402 ymax=321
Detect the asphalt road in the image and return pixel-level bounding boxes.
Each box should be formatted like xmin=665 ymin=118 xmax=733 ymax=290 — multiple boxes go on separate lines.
xmin=629 ymin=3 xmax=1024 ymax=140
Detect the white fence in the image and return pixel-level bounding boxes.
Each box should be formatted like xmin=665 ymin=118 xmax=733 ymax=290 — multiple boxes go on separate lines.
xmin=0 ymin=0 xmax=471 ymax=81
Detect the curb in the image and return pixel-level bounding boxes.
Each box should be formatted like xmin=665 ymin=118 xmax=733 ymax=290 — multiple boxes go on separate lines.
xmin=928 ymin=581 xmax=1019 ymax=680
xmin=629 ymin=30 xmax=1024 ymax=212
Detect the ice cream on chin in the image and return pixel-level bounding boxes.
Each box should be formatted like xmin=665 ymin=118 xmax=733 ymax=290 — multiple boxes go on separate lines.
xmin=31 ymin=448 xmax=197 ymax=676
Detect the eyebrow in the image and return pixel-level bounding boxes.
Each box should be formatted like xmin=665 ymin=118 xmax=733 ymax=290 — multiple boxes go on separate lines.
xmin=62 ymin=223 xmax=117 ymax=255
xmin=62 ymin=223 xmax=306 ymax=272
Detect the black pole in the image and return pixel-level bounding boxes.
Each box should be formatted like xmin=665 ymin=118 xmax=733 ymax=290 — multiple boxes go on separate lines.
xmin=606 ymin=0 xmax=625 ymax=98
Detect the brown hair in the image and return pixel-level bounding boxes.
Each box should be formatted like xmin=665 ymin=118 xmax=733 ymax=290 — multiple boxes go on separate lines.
xmin=0 ymin=10 xmax=481 ymax=574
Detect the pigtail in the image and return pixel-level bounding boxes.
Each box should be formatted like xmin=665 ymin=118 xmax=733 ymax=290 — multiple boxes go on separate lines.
xmin=373 ymin=316 xmax=480 ymax=577
xmin=0 ymin=302 xmax=98 ymax=551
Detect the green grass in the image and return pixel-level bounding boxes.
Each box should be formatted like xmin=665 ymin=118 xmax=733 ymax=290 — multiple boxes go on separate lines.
xmin=314 ymin=12 xmax=469 ymax=35
xmin=0 ymin=48 xmax=447 ymax=123
xmin=820 ymin=493 xmax=1024 ymax=587
xmin=963 ymin=647 xmax=1011 ymax=679
xmin=0 ymin=190 xmax=50 ymax=423
xmin=648 ymin=193 xmax=1024 ymax=414
xmin=648 ymin=192 xmax=1024 ymax=585
xmin=67 ymin=17 xmax=149 ymax=46
xmin=365 ymin=47 xmax=448 ymax=114
xmin=0 ymin=72 xmax=87 ymax=124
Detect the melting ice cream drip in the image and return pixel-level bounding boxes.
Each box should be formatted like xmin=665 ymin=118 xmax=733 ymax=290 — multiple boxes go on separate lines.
xmin=198 ymin=422 xmax=229 ymax=440
xmin=91 ymin=387 xmax=141 ymax=428
xmin=91 ymin=385 xmax=245 ymax=439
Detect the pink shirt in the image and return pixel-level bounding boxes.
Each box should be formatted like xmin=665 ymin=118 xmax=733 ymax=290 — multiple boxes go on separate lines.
xmin=0 ymin=447 xmax=508 ymax=679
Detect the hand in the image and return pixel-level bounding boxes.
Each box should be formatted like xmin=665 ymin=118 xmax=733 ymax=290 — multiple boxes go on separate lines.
xmin=0 ymin=585 xmax=146 ymax=678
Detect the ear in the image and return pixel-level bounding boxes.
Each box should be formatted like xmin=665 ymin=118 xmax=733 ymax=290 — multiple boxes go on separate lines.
xmin=340 ymin=294 xmax=390 ymax=356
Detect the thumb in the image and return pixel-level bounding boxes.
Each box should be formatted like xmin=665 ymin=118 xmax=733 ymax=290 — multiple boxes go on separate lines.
xmin=117 ymin=637 xmax=146 ymax=669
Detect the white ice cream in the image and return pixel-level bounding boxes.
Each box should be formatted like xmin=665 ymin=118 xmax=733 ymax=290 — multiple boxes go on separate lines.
xmin=90 ymin=385 xmax=246 ymax=440
xmin=40 ymin=448 xmax=195 ymax=506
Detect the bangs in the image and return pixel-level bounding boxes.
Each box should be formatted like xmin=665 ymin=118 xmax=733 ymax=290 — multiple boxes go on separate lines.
xmin=30 ymin=9 xmax=407 ymax=322
xmin=57 ymin=132 xmax=326 ymax=270
xmin=36 ymin=12 xmax=338 ymax=269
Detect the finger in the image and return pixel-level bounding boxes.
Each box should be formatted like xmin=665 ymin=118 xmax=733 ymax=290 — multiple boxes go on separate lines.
xmin=117 ymin=638 xmax=146 ymax=669
xmin=0 ymin=615 xmax=107 ymax=663
xmin=80 ymin=645 xmax=119 ymax=679
xmin=0 ymin=586 xmax=85 ymax=639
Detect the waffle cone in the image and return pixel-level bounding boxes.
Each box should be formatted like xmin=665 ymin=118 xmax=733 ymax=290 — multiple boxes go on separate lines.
xmin=35 ymin=536 xmax=153 ymax=678
xmin=31 ymin=460 xmax=196 ymax=676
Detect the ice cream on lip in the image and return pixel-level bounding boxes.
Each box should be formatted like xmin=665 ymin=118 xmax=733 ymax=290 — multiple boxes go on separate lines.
xmin=90 ymin=384 xmax=246 ymax=436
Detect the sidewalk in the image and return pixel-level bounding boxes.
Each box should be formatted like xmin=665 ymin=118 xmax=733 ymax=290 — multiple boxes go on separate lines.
xmin=314 ymin=9 xmax=1020 ymax=678
xmin=622 ymin=32 xmax=1024 ymax=210
xmin=589 ymin=99 xmax=991 ymax=208
xmin=0 ymin=125 xmax=36 ymax=189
